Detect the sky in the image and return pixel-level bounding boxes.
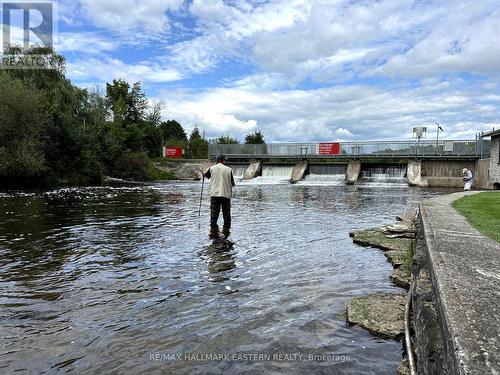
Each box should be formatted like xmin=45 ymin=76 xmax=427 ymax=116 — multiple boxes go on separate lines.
xmin=8 ymin=0 xmax=500 ymax=141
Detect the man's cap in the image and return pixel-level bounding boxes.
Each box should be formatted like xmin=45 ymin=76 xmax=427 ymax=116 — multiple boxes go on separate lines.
xmin=216 ymin=154 xmax=227 ymax=162
xmin=462 ymin=168 xmax=468 ymax=173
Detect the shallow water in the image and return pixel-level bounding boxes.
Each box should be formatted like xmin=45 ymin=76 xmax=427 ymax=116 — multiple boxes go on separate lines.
xmin=0 ymin=182 xmax=451 ymax=374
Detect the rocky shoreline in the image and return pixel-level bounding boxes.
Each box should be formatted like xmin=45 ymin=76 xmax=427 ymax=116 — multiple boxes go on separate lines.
xmin=346 ymin=210 xmax=417 ymax=375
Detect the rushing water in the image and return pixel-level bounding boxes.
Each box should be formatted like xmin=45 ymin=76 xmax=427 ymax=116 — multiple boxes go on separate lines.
xmin=0 ymin=182 xmax=450 ymax=374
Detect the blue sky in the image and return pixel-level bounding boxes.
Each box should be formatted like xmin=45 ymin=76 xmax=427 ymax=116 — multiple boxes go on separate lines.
xmin=9 ymin=0 xmax=500 ymax=141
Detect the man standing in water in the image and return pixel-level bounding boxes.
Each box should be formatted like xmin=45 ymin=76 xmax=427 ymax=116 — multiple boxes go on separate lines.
xmin=199 ymin=155 xmax=235 ymax=240
xmin=462 ymin=168 xmax=473 ymax=191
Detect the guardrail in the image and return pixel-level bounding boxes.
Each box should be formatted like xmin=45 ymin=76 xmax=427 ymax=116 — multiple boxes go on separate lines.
xmin=209 ymin=140 xmax=491 ymax=159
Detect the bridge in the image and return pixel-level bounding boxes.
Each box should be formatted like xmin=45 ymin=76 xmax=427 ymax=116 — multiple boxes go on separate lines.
xmin=207 ymin=139 xmax=493 ymax=188
xmin=209 ymin=139 xmax=490 ymax=161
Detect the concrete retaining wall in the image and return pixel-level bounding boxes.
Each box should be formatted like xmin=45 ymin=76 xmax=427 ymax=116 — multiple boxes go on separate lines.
xmin=290 ymin=160 xmax=309 ymax=183
xmin=412 ymin=220 xmax=446 ymax=374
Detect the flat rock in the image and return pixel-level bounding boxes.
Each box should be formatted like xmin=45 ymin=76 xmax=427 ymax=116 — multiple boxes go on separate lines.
xmin=380 ymin=223 xmax=416 ymax=234
xmin=346 ymin=293 xmax=406 ymax=340
xmin=351 ymin=229 xmax=412 ymax=253
xmin=384 ymin=250 xmax=407 ymax=268
xmin=396 ymin=209 xmax=417 ymax=223
xmin=390 ymin=267 xmax=411 ymax=290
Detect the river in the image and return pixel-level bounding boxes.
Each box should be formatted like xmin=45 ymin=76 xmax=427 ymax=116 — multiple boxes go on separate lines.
xmin=0 ymin=182 xmax=450 ymax=374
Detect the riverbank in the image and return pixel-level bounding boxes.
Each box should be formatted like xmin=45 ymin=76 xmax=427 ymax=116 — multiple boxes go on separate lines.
xmin=153 ymin=159 xmax=211 ymax=180
xmin=346 ymin=211 xmax=417 ymax=374
xmin=347 ymin=191 xmax=500 ymax=374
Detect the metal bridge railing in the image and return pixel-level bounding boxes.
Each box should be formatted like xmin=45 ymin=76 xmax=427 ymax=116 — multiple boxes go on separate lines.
xmin=209 ymin=140 xmax=491 ymax=159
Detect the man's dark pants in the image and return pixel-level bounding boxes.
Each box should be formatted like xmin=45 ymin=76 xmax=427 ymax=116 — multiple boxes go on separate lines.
xmin=210 ymin=197 xmax=231 ymax=238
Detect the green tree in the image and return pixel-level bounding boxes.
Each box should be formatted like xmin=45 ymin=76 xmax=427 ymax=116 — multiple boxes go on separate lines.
xmin=2 ymin=46 xmax=103 ymax=183
xmin=190 ymin=126 xmax=202 ymax=140
xmin=106 ymin=79 xmax=129 ymax=124
xmin=0 ymin=46 xmax=167 ymax=185
xmin=160 ymin=120 xmax=187 ymax=142
xmin=126 ymin=82 xmax=148 ymax=124
xmin=245 ymin=130 xmax=266 ymax=144
xmin=187 ymin=126 xmax=208 ymax=159
xmin=142 ymin=123 xmax=163 ymax=157
xmin=0 ymin=76 xmax=46 ymax=180
xmin=217 ymin=134 xmax=239 ymax=144
xmin=147 ymin=101 xmax=163 ymax=126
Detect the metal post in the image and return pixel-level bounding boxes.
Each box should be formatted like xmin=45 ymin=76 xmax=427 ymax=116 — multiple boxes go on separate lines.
xmin=436 ymin=123 xmax=439 ymax=148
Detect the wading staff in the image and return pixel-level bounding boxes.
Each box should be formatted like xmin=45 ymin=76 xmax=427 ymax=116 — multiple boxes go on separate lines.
xmin=198 ymin=174 xmax=205 ymax=218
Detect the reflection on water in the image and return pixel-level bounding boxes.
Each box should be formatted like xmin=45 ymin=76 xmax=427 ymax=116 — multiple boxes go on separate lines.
xmin=0 ymin=183 xmax=453 ymax=374
xmin=203 ymin=243 xmax=237 ymax=282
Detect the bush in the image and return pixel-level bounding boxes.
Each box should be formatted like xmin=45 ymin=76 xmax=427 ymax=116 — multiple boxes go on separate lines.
xmin=112 ymin=152 xmax=152 ymax=181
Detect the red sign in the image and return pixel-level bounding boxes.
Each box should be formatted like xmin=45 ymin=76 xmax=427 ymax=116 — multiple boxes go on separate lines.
xmin=163 ymin=146 xmax=183 ymax=158
xmin=319 ymin=142 xmax=340 ymax=155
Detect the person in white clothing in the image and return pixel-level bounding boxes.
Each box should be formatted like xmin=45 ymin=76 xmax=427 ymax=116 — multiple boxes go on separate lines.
xmin=462 ymin=168 xmax=473 ymax=191
xmin=200 ymin=155 xmax=235 ymax=239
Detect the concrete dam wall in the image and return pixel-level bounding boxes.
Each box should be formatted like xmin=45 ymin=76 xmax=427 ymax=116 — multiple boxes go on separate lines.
xmin=157 ymin=159 xmax=500 ymax=188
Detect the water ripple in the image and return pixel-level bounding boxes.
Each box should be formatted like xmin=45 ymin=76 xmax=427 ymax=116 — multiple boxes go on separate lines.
xmin=0 ymin=183 xmax=448 ymax=373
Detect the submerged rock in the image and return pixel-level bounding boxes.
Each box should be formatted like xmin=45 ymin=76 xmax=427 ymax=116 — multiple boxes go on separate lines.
xmin=346 ymin=293 xmax=406 ymax=340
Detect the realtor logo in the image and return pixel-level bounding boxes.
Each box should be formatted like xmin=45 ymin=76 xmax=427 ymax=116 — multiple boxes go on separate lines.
xmin=2 ymin=1 xmax=54 ymax=52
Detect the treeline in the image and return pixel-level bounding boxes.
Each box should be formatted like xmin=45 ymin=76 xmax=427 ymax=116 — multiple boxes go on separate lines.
xmin=163 ymin=122 xmax=266 ymax=153
xmin=0 ymin=47 xmax=202 ymax=185
xmin=0 ymin=47 xmax=267 ymax=187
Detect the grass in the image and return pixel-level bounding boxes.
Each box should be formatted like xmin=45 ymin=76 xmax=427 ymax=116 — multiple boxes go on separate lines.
xmin=452 ymin=192 xmax=500 ymax=243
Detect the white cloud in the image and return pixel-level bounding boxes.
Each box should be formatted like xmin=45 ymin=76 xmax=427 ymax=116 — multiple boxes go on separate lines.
xmin=156 ymin=81 xmax=500 ymax=142
xmin=68 ymin=57 xmax=183 ymax=84
xmin=79 ymin=0 xmax=183 ymax=33
xmin=56 ymin=32 xmax=117 ymax=55
xmin=57 ymin=0 xmax=500 ymax=142
xmin=160 ymin=0 xmax=500 ymax=81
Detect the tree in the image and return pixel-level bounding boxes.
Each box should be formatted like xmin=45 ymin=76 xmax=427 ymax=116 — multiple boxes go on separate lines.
xmin=245 ymin=131 xmax=266 ymax=144
xmin=0 ymin=75 xmax=46 ymax=180
xmin=190 ymin=126 xmax=202 ymax=140
xmin=106 ymin=79 xmax=129 ymax=124
xmin=160 ymin=120 xmax=187 ymax=142
xmin=127 ymin=82 xmax=148 ymax=124
xmin=0 ymin=46 xmax=168 ymax=185
xmin=147 ymin=101 xmax=164 ymax=127
xmin=217 ymin=135 xmax=239 ymax=144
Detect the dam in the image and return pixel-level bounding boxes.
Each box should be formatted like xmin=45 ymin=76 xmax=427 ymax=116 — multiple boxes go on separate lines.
xmin=210 ymin=139 xmax=498 ymax=189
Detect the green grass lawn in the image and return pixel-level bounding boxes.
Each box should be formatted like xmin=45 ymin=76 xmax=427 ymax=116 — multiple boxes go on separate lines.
xmin=453 ymin=192 xmax=500 ymax=243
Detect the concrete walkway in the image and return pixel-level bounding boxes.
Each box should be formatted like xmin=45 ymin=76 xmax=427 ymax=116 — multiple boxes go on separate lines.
xmin=420 ymin=191 xmax=500 ymax=375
